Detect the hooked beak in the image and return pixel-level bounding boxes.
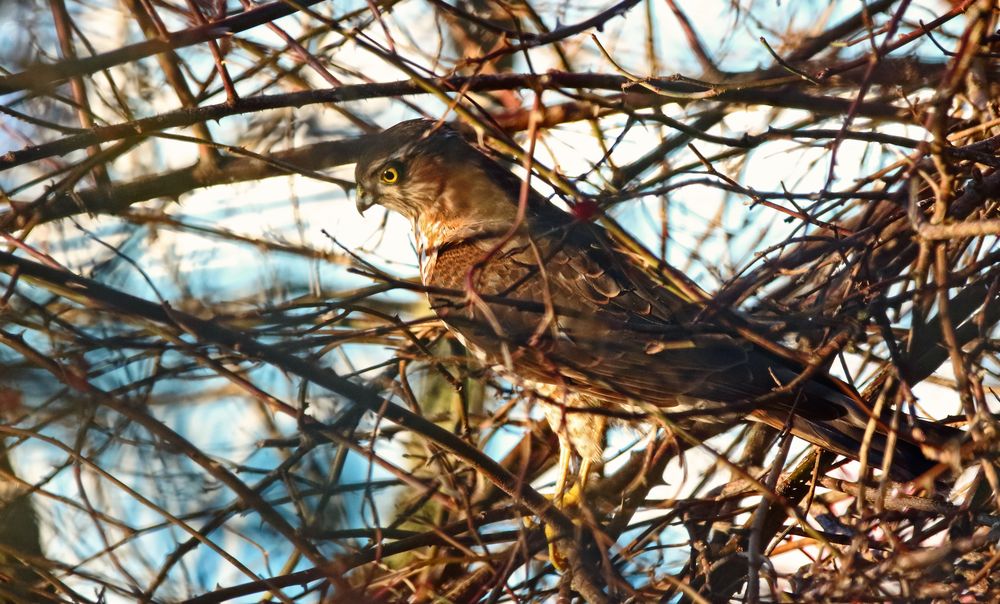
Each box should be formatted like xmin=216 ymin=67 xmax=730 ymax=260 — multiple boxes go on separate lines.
xmin=355 ymin=185 xmax=375 ymax=214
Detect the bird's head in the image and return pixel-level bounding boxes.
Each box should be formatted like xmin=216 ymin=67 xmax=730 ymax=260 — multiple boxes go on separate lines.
xmin=354 ymin=119 xmax=522 ymax=238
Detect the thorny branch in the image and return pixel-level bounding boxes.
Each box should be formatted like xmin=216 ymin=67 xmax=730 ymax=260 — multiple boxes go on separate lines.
xmin=0 ymin=0 xmax=999 ymax=602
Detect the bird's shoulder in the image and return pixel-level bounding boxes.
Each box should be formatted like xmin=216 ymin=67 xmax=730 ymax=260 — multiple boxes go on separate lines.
xmin=524 ymin=214 xmax=699 ymax=327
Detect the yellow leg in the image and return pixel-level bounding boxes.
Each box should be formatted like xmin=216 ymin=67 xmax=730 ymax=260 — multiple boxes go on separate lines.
xmin=576 ymin=457 xmax=593 ymax=493
xmin=548 ymin=444 xmax=590 ymax=571
xmin=554 ymin=439 xmax=572 ymax=503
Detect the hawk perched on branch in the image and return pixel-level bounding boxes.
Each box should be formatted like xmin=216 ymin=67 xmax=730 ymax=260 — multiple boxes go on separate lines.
xmin=354 ymin=119 xmax=952 ymax=513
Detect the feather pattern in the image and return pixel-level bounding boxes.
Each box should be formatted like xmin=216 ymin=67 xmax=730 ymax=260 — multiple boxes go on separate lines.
xmin=354 ymin=119 xmax=960 ymax=481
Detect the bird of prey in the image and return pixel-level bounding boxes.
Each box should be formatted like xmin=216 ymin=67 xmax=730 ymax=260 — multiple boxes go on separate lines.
xmin=353 ymin=119 xmax=952 ymax=524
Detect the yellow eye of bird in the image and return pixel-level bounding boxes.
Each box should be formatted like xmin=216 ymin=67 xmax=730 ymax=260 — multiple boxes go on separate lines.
xmin=380 ymin=166 xmax=399 ymax=184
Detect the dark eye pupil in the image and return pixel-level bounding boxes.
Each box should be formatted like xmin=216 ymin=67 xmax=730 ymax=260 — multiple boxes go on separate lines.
xmin=382 ymin=168 xmax=397 ymax=182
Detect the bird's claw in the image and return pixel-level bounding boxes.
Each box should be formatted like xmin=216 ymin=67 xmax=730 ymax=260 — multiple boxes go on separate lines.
xmin=545 ymin=483 xmax=585 ymax=572
xmin=548 ymin=530 xmax=571 ymax=572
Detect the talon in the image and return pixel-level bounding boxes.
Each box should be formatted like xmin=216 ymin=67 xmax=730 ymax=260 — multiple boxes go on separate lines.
xmin=547 ymin=528 xmax=570 ymax=572
xmin=545 ymin=483 xmax=587 ymax=571
xmin=538 ymin=440 xmax=596 ymax=571
xmin=559 ymin=482 xmax=583 ymax=510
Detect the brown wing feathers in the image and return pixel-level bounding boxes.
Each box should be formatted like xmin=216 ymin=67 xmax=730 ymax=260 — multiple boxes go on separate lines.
xmin=359 ymin=120 xmax=961 ymax=482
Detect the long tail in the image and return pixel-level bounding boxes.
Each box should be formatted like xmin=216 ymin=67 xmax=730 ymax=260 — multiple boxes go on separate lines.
xmin=783 ymin=414 xmax=952 ymax=482
xmin=753 ymin=371 xmax=964 ymax=484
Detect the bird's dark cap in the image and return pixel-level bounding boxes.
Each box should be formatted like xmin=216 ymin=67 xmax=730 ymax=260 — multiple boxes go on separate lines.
xmin=356 ymin=119 xmax=463 ymax=172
